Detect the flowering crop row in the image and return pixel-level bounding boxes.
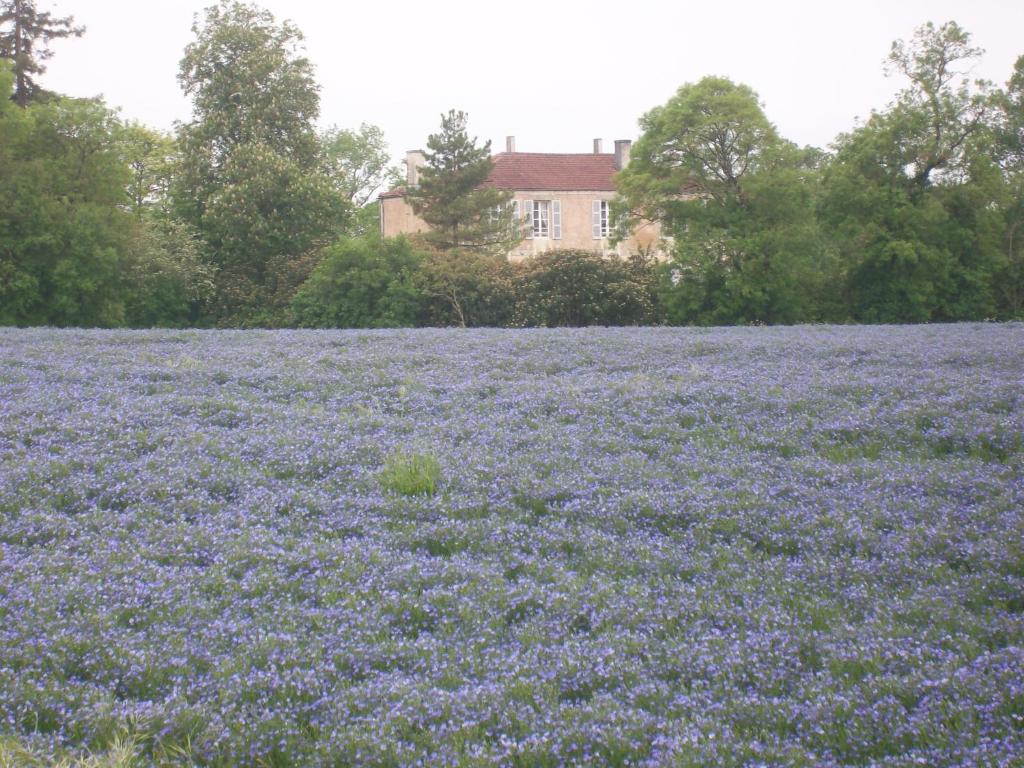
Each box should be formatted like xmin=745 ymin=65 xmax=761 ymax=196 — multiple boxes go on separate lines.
xmin=0 ymin=325 xmax=1022 ymax=766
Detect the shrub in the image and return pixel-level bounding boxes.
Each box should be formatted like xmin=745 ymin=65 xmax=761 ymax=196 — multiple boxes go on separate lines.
xmin=514 ymin=249 xmax=658 ymax=326
xmin=414 ymin=249 xmax=517 ymax=327
xmin=290 ymin=235 xmax=424 ymax=328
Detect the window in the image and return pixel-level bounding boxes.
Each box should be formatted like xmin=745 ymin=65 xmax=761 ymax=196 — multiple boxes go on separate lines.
xmin=533 ymin=200 xmax=549 ymax=238
xmin=524 ymin=199 xmax=561 ymax=239
xmin=492 ymin=202 xmax=528 ymax=238
xmin=592 ymin=200 xmax=613 ymax=238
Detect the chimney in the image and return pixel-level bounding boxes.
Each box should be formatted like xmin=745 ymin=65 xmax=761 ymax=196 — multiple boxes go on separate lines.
xmin=405 ymin=150 xmax=426 ymax=187
xmin=614 ymin=139 xmax=632 ymax=170
xmin=593 ymin=138 xmax=603 ymax=154
xmin=506 ymin=136 xmax=516 ymax=153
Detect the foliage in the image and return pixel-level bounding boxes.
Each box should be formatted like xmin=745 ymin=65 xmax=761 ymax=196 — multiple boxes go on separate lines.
xmin=349 ymin=200 xmax=383 ymax=238
xmin=884 ymin=21 xmax=990 ymax=189
xmin=123 ymin=218 xmax=216 ymax=327
xmin=118 ymin=122 xmax=177 ymax=219
xmin=321 ymin=123 xmax=402 ymax=208
xmin=199 ymin=142 xmax=345 ymax=325
xmin=0 ymin=74 xmax=134 ymax=326
xmin=0 ymin=0 xmax=84 ymax=106
xmin=173 ymin=1 xmax=343 ymax=324
xmin=379 ymin=449 xmax=442 ymax=496
xmin=290 ymin=236 xmax=422 ymax=328
xmin=415 ymin=250 xmax=517 ymax=327
xmin=617 ymin=76 xmax=832 ymax=325
xmin=820 ymin=21 xmax=1004 ymax=322
xmin=406 ymin=110 xmax=518 ymax=255
xmin=514 ymin=249 xmax=657 ymax=327
xmin=991 ymin=55 xmax=1024 ymax=317
xmin=175 ymin=0 xmax=321 ymax=182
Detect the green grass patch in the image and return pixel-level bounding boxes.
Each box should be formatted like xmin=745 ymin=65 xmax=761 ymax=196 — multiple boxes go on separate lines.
xmin=380 ymin=449 xmax=442 ymax=496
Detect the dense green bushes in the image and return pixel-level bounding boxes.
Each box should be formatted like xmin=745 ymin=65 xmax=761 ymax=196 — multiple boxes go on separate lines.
xmin=291 ymin=237 xmax=421 ymax=328
xmin=515 ymin=250 xmax=657 ymax=327
xmin=289 ymin=240 xmax=663 ymax=328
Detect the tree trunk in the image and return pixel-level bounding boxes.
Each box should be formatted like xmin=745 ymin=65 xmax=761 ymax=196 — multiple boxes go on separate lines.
xmin=13 ymin=0 xmax=27 ymax=107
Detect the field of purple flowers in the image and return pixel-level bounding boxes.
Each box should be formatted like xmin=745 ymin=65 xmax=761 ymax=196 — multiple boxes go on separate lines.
xmin=1 ymin=325 xmax=1023 ymax=767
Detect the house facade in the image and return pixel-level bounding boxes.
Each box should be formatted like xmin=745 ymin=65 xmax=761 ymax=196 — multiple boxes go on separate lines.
xmin=378 ymin=137 xmax=661 ymax=261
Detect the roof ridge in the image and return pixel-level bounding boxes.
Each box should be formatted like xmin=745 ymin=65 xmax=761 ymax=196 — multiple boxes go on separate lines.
xmin=494 ymin=151 xmax=614 ymax=158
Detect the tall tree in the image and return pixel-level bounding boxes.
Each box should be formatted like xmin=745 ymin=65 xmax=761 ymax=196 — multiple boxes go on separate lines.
xmin=175 ymin=0 xmax=324 ymax=222
xmin=820 ymin=21 xmax=1001 ymax=322
xmin=884 ymin=21 xmax=990 ymax=190
xmin=0 ymin=0 xmax=83 ymax=106
xmin=406 ymin=109 xmax=518 ymax=256
xmin=0 ymin=68 xmax=134 ymax=326
xmin=616 ymin=77 xmax=832 ymax=325
xmin=173 ymin=0 xmax=344 ymax=324
xmin=119 ymin=122 xmax=177 ymax=219
xmin=991 ymin=55 xmax=1024 ymax=316
xmin=321 ymin=123 xmax=401 ymax=208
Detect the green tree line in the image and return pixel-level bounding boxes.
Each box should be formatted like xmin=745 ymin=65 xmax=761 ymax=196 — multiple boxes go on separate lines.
xmin=1 ymin=4 xmax=1022 ymax=327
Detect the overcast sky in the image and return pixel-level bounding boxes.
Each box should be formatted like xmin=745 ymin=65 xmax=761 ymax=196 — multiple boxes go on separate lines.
xmin=40 ymin=0 xmax=1024 ymax=166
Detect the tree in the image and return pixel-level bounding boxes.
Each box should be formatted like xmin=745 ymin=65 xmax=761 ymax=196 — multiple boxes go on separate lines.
xmin=616 ymin=77 xmax=831 ymax=325
xmin=991 ymin=55 xmax=1024 ymax=317
xmin=820 ymin=21 xmax=1002 ymax=322
xmin=176 ymin=1 xmax=321 ymax=177
xmin=321 ymin=123 xmax=402 ymax=208
xmin=199 ymin=142 xmax=342 ymax=322
xmin=406 ymin=110 xmax=519 ymax=255
xmin=173 ymin=1 xmax=345 ymax=324
xmin=0 ymin=0 xmax=83 ymax=106
xmin=885 ymin=21 xmax=990 ymax=190
xmin=119 ymin=122 xmax=177 ymax=219
xmin=0 ymin=70 xmax=134 ymax=326
xmin=123 ymin=218 xmax=216 ymax=327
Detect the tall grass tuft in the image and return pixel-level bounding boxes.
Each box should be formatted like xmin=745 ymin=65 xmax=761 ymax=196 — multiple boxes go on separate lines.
xmin=0 ymin=732 xmax=143 ymax=767
xmin=380 ymin=449 xmax=441 ymax=496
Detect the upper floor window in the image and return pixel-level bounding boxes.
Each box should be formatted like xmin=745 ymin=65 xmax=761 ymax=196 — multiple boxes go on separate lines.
xmin=592 ymin=200 xmax=613 ymax=238
xmin=524 ymin=199 xmax=561 ymax=239
xmin=533 ymin=200 xmax=550 ymax=238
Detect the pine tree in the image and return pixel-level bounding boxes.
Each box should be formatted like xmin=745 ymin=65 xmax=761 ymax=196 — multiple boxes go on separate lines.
xmin=407 ymin=110 xmax=520 ymax=256
xmin=0 ymin=0 xmax=84 ymax=106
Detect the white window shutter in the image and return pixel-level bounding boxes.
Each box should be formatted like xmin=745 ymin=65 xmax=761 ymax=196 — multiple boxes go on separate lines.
xmin=592 ymin=200 xmax=602 ymax=239
xmin=552 ymin=200 xmax=561 ymax=240
xmin=525 ymin=199 xmax=534 ymax=239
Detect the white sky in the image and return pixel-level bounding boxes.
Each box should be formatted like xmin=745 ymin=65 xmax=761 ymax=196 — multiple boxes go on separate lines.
xmin=40 ymin=0 xmax=1024 ymax=165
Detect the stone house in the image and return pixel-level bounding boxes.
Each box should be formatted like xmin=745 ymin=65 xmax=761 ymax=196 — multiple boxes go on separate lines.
xmin=378 ymin=137 xmax=661 ymax=261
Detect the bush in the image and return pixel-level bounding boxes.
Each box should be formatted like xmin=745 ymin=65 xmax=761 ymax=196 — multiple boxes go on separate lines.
xmin=290 ymin=235 xmax=423 ymax=328
xmin=514 ymin=249 xmax=658 ymax=326
xmin=414 ymin=250 xmax=517 ymax=327
xmin=123 ymin=218 xmax=215 ymax=327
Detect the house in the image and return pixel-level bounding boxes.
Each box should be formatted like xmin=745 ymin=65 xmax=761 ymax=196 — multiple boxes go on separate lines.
xmin=378 ymin=137 xmax=662 ymax=261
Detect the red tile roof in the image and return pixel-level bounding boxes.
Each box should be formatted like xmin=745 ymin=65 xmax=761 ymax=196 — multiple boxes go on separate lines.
xmin=379 ymin=152 xmax=619 ymax=199
xmin=483 ymin=152 xmax=618 ymax=192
